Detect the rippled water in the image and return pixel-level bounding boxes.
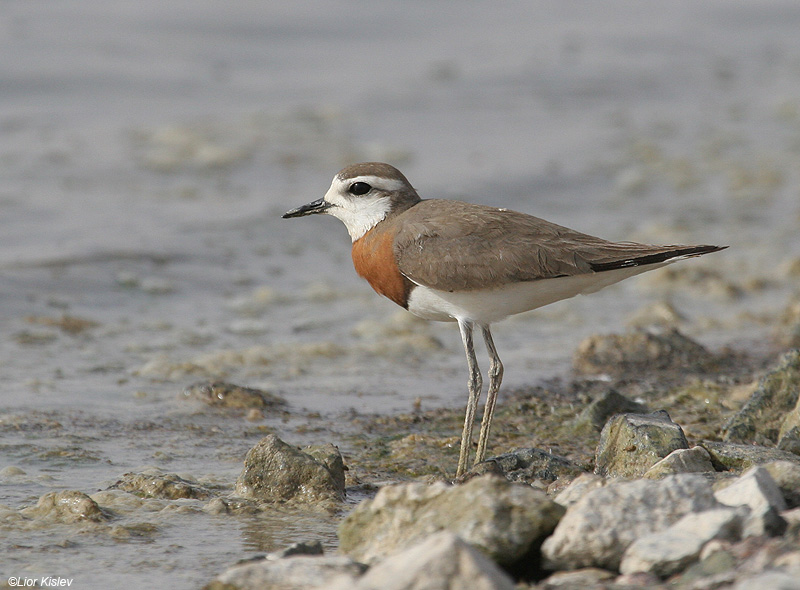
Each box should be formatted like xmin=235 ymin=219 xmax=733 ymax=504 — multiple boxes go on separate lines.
xmin=2 ymin=1 xmax=800 ymax=587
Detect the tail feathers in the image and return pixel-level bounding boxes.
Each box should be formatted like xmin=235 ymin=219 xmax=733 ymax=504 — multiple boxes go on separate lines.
xmin=589 ymin=244 xmax=727 ymax=273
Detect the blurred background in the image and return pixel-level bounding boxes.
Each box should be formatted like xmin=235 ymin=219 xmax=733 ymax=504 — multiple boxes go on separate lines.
xmin=2 ymin=1 xmax=800 ymax=586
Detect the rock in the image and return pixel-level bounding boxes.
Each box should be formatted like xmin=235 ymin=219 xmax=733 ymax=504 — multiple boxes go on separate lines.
xmin=722 ymin=349 xmax=800 ymax=445
xmin=470 ymin=447 xmax=585 ymax=484
xmin=111 ymin=471 xmax=212 ymax=500
xmin=303 ymin=443 xmax=347 ymax=493
xmin=327 ymin=531 xmax=515 ymax=590
xmin=781 ymin=508 xmax=800 ymax=537
xmin=643 ymin=446 xmax=716 ymax=479
xmin=732 ymin=571 xmax=800 ymax=590
xmin=573 ymin=329 xmax=714 ymax=375
xmin=685 ymin=541 xmax=737 ymax=580
xmin=571 ymin=389 xmax=648 ymax=434
xmin=205 ymin=554 xmax=365 ymax=590
xmin=714 ymin=466 xmax=787 ymax=537
xmin=619 ymin=507 xmax=745 ymax=577
xmin=779 ymin=389 xmax=800 ymax=453
xmin=19 ymin=490 xmax=108 ymax=524
xmin=612 ymin=572 xmax=662 ymax=587
xmin=626 ymin=300 xmax=686 ymax=329
xmin=595 ymin=410 xmax=689 ymax=477
xmin=234 ymin=435 xmax=345 ymax=504
xmin=763 ymin=461 xmax=800 ymax=508
xmin=338 ymin=475 xmax=564 ymax=576
xmin=279 ymin=540 xmax=324 ymax=557
xmin=553 ymin=474 xmax=607 ymax=508
xmin=181 ymin=380 xmax=285 ymax=409
xmin=541 ymin=474 xmax=720 ymax=571
xmin=699 ymin=441 xmax=800 ymax=472
xmin=778 ymin=425 xmax=800 ymax=455
xmin=540 ymin=567 xmax=615 ymax=589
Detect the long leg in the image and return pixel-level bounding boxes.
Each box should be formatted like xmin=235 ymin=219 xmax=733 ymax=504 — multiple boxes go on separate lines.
xmin=456 ymin=319 xmax=482 ymax=478
xmin=474 ymin=325 xmax=504 ymax=465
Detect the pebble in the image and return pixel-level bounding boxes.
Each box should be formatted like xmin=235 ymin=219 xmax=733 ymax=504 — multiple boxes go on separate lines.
xmin=570 ymin=388 xmax=648 ymax=434
xmin=643 ymin=446 xmax=716 ymax=479
xmin=763 ymin=461 xmax=800 ymax=508
xmin=541 ymin=474 xmax=720 ymax=571
xmin=181 ymin=380 xmax=285 ymax=410
xmin=714 ymin=466 xmax=787 ymax=537
xmin=573 ymin=328 xmax=715 ymax=375
xmin=19 ymin=490 xmax=109 ymax=524
xmin=338 ymin=475 xmax=563 ymax=575
xmin=327 ymin=531 xmax=515 ymax=590
xmin=469 ymin=447 xmax=585 ymax=484
xmin=234 ymin=434 xmax=345 ymax=505
xmin=595 ymin=410 xmax=689 ymax=477
xmin=206 ymin=554 xmax=365 ymax=590
xmin=553 ymin=473 xmax=607 ymax=508
xmin=111 ymin=470 xmax=212 ymax=500
xmin=619 ymin=507 xmax=746 ymax=577
xmin=699 ymin=440 xmax=800 ymax=472
xmin=723 ymin=349 xmax=800 ymax=445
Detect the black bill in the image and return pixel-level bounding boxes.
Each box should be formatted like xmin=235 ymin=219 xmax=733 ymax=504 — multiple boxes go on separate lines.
xmin=282 ymin=198 xmax=332 ymax=218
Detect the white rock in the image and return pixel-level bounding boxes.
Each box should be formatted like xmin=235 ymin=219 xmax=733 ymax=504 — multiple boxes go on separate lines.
xmin=643 ymin=446 xmax=715 ymax=479
xmin=553 ymin=473 xmax=607 ymax=508
xmin=339 ymin=475 xmax=563 ymax=568
xmin=541 ymin=474 xmax=720 ymax=571
xmin=619 ymin=507 xmax=745 ymax=577
xmin=212 ymin=555 xmax=364 ymax=590
xmin=732 ymin=571 xmax=800 ymax=590
xmin=540 ymin=567 xmax=615 ymax=588
xmin=714 ymin=466 xmax=787 ymax=537
xmin=325 ymin=531 xmax=515 ymax=590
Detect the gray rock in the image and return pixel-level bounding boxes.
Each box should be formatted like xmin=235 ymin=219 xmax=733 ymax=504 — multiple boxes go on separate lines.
xmin=539 ymin=567 xmax=615 ymax=588
xmin=303 ymin=443 xmax=346 ymax=493
xmin=541 ymin=474 xmax=720 ymax=571
xmin=553 ymin=474 xmax=607 ymax=508
xmin=470 ymin=447 xmax=585 ymax=484
xmin=595 ymin=410 xmax=689 ymax=477
xmin=643 ymin=446 xmax=716 ymax=479
xmin=732 ymin=571 xmax=800 ymax=590
xmin=111 ymin=470 xmax=212 ymax=500
xmin=714 ymin=466 xmax=787 ymax=537
xmin=234 ymin=435 xmax=345 ymax=504
xmin=779 ymin=390 xmax=800 ymax=454
xmin=619 ymin=507 xmax=745 ymax=577
xmin=571 ymin=389 xmax=648 ymax=434
xmin=338 ymin=475 xmax=564 ymax=573
xmin=699 ymin=440 xmax=800 ymax=472
xmin=279 ymin=540 xmax=324 ymax=557
xmin=181 ymin=380 xmax=285 ymax=409
xmin=205 ymin=554 xmax=365 ymax=590
xmin=573 ymin=329 xmax=714 ymax=375
xmin=326 ymin=531 xmax=515 ymax=590
xmin=19 ymin=490 xmax=109 ymax=524
xmin=763 ymin=460 xmax=800 ymax=508
xmin=778 ymin=425 xmax=800 ymax=455
xmin=679 ymin=541 xmax=737 ymax=583
xmin=722 ymin=349 xmax=800 ymax=445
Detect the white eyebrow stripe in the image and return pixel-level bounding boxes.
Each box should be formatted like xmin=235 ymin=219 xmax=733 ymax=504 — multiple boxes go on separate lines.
xmin=336 ymin=174 xmax=407 ymax=192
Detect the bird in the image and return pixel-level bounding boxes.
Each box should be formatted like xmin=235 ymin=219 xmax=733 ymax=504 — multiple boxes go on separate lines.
xmin=283 ymin=162 xmax=725 ymax=477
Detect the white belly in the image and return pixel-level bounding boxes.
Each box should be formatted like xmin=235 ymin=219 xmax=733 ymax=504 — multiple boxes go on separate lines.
xmin=406 ymin=264 xmax=667 ymax=324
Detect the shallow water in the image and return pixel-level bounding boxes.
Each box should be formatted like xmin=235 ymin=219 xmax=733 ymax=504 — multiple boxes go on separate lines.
xmin=2 ymin=1 xmax=800 ymax=587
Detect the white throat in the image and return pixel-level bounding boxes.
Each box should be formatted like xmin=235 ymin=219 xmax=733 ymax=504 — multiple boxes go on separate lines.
xmin=323 ymin=177 xmax=394 ymax=241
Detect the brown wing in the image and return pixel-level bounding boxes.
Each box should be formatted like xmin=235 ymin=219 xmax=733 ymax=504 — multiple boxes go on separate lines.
xmin=393 ymin=199 xmax=723 ymax=292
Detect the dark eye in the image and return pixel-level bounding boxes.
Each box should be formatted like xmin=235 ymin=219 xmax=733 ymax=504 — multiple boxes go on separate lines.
xmin=349 ymin=182 xmax=372 ymax=195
